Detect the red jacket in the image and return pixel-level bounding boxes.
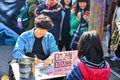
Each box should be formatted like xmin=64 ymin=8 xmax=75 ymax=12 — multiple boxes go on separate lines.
xmin=78 ymin=60 xmax=110 ymax=80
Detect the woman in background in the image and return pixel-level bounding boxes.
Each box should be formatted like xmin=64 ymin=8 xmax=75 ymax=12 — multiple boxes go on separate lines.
xmin=70 ymin=0 xmax=90 ymax=50
xmin=106 ymin=0 xmax=117 ymax=55
xmin=58 ymin=0 xmax=72 ymax=51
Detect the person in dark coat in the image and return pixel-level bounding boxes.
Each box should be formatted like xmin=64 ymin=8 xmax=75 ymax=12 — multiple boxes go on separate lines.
xmin=58 ymin=0 xmax=72 ymax=51
xmin=35 ymin=0 xmax=62 ymax=42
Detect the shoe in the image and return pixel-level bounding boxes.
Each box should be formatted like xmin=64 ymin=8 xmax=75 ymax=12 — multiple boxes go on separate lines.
xmin=111 ymin=56 xmax=120 ymax=61
xmin=111 ymin=56 xmax=117 ymax=61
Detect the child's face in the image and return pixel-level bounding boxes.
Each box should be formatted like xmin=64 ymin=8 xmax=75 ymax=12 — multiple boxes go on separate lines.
xmin=64 ymin=0 xmax=71 ymax=5
xmin=79 ymin=2 xmax=87 ymax=9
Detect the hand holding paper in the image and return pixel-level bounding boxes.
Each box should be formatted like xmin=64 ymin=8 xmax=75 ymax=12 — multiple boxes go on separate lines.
xmin=43 ymin=56 xmax=53 ymax=66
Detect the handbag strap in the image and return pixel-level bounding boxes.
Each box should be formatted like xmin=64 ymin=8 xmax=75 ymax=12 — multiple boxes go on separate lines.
xmin=59 ymin=10 xmax=65 ymax=40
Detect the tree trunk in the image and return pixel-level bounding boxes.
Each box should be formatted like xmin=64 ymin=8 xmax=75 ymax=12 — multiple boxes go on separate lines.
xmin=89 ymin=0 xmax=106 ymax=39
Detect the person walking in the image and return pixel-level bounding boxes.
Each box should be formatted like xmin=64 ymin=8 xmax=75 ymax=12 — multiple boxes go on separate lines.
xmin=106 ymin=0 xmax=117 ymax=56
xmin=110 ymin=0 xmax=120 ymax=61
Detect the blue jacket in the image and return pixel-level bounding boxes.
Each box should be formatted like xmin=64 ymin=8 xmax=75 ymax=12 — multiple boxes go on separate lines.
xmin=66 ymin=57 xmax=110 ymax=80
xmin=67 ymin=65 xmax=82 ymax=80
xmin=36 ymin=3 xmax=62 ymax=41
xmin=13 ymin=29 xmax=59 ymax=59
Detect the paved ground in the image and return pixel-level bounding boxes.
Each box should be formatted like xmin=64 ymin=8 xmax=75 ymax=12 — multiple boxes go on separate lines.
xmin=0 ymin=45 xmax=14 ymax=77
xmin=106 ymin=57 xmax=120 ymax=79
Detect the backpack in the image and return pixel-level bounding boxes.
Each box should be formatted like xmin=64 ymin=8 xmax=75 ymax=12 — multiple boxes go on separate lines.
xmin=18 ymin=5 xmax=29 ymax=28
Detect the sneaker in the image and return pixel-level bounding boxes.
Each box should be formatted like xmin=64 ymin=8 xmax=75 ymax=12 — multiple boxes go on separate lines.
xmin=111 ymin=56 xmax=120 ymax=61
xmin=111 ymin=56 xmax=117 ymax=61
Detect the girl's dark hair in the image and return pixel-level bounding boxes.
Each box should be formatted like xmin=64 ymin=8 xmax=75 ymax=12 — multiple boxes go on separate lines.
xmin=117 ymin=0 xmax=120 ymax=7
xmin=35 ymin=14 xmax=54 ymax=30
xmin=60 ymin=0 xmax=72 ymax=8
xmin=71 ymin=0 xmax=90 ymax=15
xmin=77 ymin=31 xmax=104 ymax=64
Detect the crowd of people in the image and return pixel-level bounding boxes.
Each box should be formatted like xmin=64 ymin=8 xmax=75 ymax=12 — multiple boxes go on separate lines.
xmin=14 ymin=0 xmax=90 ymax=59
xmin=11 ymin=0 xmax=120 ymax=79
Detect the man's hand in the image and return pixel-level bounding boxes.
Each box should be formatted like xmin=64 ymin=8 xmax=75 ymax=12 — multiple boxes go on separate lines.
xmin=34 ymin=55 xmax=41 ymax=65
xmin=43 ymin=56 xmax=53 ymax=66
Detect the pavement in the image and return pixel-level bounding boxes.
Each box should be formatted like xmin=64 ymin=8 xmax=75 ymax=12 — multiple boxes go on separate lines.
xmin=105 ymin=57 xmax=120 ymax=79
xmin=0 ymin=31 xmax=120 ymax=79
xmin=103 ymin=31 xmax=120 ymax=79
xmin=0 ymin=45 xmax=14 ymax=77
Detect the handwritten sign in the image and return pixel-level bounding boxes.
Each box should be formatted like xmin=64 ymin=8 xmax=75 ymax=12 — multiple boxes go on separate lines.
xmin=53 ymin=50 xmax=78 ymax=75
